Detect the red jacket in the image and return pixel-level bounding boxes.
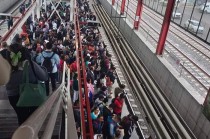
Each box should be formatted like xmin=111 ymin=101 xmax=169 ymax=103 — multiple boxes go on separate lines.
xmin=59 ymin=60 xmax=64 ymax=72
xmin=113 ymin=97 xmax=123 ymax=114
xmin=70 ymin=61 xmax=77 ymax=72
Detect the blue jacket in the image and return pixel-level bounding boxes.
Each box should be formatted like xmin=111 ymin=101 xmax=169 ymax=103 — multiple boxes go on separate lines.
xmin=107 ymin=116 xmax=117 ymax=137
xmin=38 ymin=51 xmax=60 ymax=73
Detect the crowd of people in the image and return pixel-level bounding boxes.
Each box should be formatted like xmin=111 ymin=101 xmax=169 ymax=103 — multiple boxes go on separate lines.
xmin=0 ymin=0 xmax=139 ymax=138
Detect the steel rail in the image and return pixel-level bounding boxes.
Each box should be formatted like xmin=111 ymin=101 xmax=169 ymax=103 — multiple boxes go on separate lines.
xmin=133 ymin=14 xmax=207 ymax=94
xmin=93 ymin=3 xmax=171 ymax=139
xmin=127 ymin=1 xmax=210 ymax=63
xmin=97 ymin=4 xmax=183 ymax=138
xmin=123 ymin=9 xmax=207 ymax=94
xmin=122 ymin=2 xmax=210 ymax=91
xmin=121 ymin=11 xmax=209 ymax=94
xmin=94 ymin=2 xmax=196 ymax=138
xmin=139 ymin=19 xmax=209 ymax=91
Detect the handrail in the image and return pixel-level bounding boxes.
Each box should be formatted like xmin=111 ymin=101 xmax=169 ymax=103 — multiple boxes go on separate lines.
xmin=2 ymin=0 xmax=37 ymax=44
xmin=78 ymin=17 xmax=94 ymax=139
xmin=12 ymin=62 xmax=78 ymax=139
xmin=75 ymin=6 xmax=87 ymax=138
xmin=74 ymin=1 xmax=94 ymax=138
xmin=0 ymin=0 xmax=28 ymax=26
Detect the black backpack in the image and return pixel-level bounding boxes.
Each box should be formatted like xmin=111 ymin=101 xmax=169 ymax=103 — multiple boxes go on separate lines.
xmin=42 ymin=53 xmax=55 ymax=73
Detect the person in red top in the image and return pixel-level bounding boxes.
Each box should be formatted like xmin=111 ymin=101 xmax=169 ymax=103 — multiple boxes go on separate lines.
xmin=113 ymin=93 xmax=126 ymax=117
xmin=70 ymin=60 xmax=77 ymax=73
xmin=58 ymin=55 xmax=65 ymax=83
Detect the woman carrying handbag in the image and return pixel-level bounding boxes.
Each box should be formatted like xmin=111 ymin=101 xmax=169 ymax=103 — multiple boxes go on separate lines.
xmin=5 ymin=42 xmax=48 ymax=125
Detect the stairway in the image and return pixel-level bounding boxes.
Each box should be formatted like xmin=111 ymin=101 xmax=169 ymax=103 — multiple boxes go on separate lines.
xmin=0 ymin=100 xmax=63 ymax=139
xmin=0 ymin=100 xmax=18 ymax=139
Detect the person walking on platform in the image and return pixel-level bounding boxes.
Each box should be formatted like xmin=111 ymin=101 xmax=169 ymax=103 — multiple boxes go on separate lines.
xmin=107 ymin=114 xmax=121 ymax=139
xmin=114 ymin=84 xmax=126 ymax=98
xmin=113 ymin=93 xmax=126 ymax=117
xmin=93 ymin=115 xmax=104 ymax=134
xmin=102 ymin=104 xmax=114 ymax=139
xmin=120 ymin=114 xmax=139 ymax=139
xmin=106 ymin=66 xmax=116 ymax=96
xmin=39 ymin=42 xmax=60 ymax=96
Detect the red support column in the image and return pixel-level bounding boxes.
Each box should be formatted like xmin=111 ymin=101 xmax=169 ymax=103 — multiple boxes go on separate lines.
xmin=134 ymin=0 xmax=143 ymax=30
xmin=156 ymin=0 xmax=175 ymax=55
xmin=120 ymin=0 xmax=126 ymax=14
xmin=112 ymin=0 xmax=115 ymax=5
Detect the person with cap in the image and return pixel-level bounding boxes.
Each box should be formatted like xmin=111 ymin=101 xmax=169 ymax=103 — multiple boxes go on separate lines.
xmin=120 ymin=114 xmax=139 ymax=139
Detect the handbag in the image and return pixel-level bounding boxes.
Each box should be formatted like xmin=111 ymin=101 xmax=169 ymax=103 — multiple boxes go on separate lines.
xmin=16 ymin=60 xmax=47 ymax=107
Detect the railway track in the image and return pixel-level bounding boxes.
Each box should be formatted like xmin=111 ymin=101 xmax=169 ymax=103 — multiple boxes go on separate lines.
xmin=141 ymin=4 xmax=210 ymax=68
xmin=116 ymin=0 xmax=210 ymax=95
xmin=93 ymin=2 xmax=196 ymax=139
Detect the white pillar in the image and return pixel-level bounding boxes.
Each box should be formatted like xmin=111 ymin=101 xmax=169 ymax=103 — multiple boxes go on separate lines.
xmin=70 ymin=0 xmax=74 ymax=21
xmin=36 ymin=0 xmax=41 ymax=19
xmin=44 ymin=0 xmax=47 ymax=12
xmin=32 ymin=10 xmax=35 ymax=22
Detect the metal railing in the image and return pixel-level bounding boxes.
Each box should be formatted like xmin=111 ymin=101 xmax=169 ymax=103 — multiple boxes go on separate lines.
xmin=74 ymin=2 xmax=94 ymax=138
xmin=12 ymin=62 xmax=78 ymax=139
xmin=2 ymin=0 xmax=37 ymax=44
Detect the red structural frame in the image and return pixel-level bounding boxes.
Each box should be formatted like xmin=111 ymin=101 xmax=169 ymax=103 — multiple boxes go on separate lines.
xmin=156 ymin=0 xmax=175 ymax=55
xmin=75 ymin=4 xmax=94 ymax=139
xmin=120 ymin=0 xmax=126 ymax=15
xmin=134 ymin=0 xmax=143 ymax=30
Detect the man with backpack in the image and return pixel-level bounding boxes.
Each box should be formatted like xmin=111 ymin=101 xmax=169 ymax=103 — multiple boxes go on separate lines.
xmin=40 ymin=42 xmax=60 ymax=96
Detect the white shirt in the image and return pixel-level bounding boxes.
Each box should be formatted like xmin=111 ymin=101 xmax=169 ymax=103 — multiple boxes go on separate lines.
xmin=52 ymin=22 xmax=57 ymax=30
